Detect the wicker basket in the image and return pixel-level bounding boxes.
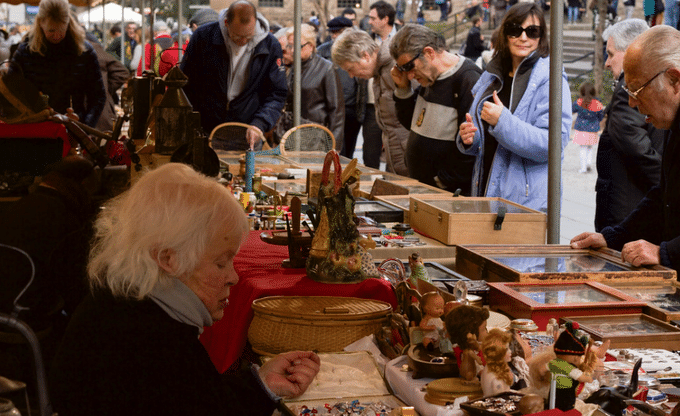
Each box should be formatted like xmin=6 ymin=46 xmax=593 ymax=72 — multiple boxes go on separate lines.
xmin=248 ymin=296 xmax=392 ymax=355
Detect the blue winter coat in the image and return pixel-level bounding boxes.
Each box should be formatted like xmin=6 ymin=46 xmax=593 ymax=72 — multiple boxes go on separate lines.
xmin=180 ymin=20 xmax=287 ymax=136
xmin=572 ymin=98 xmax=605 ymax=133
xmin=457 ymin=53 xmax=572 ymax=212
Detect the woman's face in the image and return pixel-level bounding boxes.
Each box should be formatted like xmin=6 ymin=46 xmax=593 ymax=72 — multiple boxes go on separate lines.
xmin=507 ymin=14 xmax=541 ymax=62
xmin=181 ymin=229 xmax=242 ymax=322
xmin=40 ymin=18 xmax=68 ymax=44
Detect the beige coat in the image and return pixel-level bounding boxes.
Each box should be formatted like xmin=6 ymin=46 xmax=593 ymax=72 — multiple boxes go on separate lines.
xmin=372 ymin=41 xmax=412 ymax=177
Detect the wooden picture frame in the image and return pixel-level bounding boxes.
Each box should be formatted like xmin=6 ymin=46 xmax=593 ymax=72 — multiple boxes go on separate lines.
xmin=456 ymin=244 xmax=677 ymax=283
xmin=603 ymin=280 xmax=680 ymax=323
xmin=488 ymin=281 xmax=647 ymax=328
xmin=561 ymin=314 xmax=680 ymax=350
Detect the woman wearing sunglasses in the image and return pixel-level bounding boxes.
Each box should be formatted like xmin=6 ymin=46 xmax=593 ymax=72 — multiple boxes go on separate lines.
xmin=457 ymin=2 xmax=571 ymax=212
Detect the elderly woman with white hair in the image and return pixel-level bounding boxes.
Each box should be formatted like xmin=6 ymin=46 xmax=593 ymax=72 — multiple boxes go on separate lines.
xmin=284 ymin=23 xmax=345 ymax=150
xmin=11 ymin=0 xmax=105 ymax=127
xmin=49 ymin=163 xmax=320 ymax=416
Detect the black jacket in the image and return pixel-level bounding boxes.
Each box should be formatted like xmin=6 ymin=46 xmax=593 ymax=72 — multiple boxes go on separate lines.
xmin=601 ymin=113 xmax=680 ymax=270
xmin=286 ymin=53 xmax=345 ymax=150
xmin=595 ymin=74 xmax=666 ymax=231
xmin=12 ymin=38 xmax=106 ymax=127
xmin=50 ymin=291 xmax=278 ymax=416
xmin=464 ymin=26 xmax=486 ymax=62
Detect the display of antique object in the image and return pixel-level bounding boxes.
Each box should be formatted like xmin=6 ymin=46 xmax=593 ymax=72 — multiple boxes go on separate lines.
xmin=603 ymin=281 xmax=680 ymax=323
xmin=154 ymin=66 xmax=200 ymax=155
xmin=488 ymin=281 xmax=647 ymax=328
xmin=456 ymin=245 xmax=677 ymax=283
xmin=560 ymin=314 xmax=680 ymax=350
xmin=259 ymin=196 xmax=312 ymax=268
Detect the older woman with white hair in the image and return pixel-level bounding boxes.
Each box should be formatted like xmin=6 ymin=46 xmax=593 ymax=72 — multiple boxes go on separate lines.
xmin=284 ymin=23 xmax=345 ymax=150
xmin=49 ymin=163 xmax=320 ymax=416
xmin=11 ymin=0 xmax=105 ymax=127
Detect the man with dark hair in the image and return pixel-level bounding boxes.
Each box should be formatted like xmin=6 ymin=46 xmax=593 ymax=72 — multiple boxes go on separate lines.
xmin=390 ymin=23 xmax=481 ymax=194
xmin=106 ymin=22 xmax=138 ymax=71
xmin=463 ymin=16 xmax=486 ymax=62
xmin=369 ymin=0 xmax=397 ymax=43
xmin=342 ymin=7 xmax=357 ymax=25
xmin=181 ymin=0 xmax=287 ymax=151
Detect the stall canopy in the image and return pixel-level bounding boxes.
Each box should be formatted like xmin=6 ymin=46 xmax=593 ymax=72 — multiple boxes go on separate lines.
xmin=77 ymin=3 xmax=143 ymax=24
xmin=1 ymin=0 xmax=91 ymax=5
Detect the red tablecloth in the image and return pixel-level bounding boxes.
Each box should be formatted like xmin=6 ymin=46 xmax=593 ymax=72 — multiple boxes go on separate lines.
xmin=200 ymin=230 xmax=398 ymax=373
xmin=0 ymin=121 xmax=71 ymax=157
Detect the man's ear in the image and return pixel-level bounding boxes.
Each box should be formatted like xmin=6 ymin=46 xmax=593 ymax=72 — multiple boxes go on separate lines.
xmin=668 ymin=67 xmax=680 ymax=94
xmin=153 ymin=248 xmax=179 ymax=274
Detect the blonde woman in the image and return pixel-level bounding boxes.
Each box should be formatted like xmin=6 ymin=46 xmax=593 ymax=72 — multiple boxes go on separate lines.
xmin=11 ymin=0 xmax=106 ymax=127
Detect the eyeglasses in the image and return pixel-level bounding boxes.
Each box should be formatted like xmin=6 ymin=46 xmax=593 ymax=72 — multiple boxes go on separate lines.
xmin=396 ymin=51 xmax=421 ymax=72
xmin=622 ymin=69 xmax=667 ymax=100
xmin=285 ymin=42 xmax=311 ymax=51
xmin=505 ymin=23 xmax=542 ymax=39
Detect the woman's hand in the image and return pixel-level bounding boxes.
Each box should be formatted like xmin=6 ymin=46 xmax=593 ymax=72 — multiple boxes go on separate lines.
xmin=459 ymin=113 xmax=478 ymax=145
xmin=481 ymin=90 xmax=504 ymax=126
xmin=259 ymin=351 xmax=321 ymax=399
xmin=390 ymin=66 xmax=410 ymax=90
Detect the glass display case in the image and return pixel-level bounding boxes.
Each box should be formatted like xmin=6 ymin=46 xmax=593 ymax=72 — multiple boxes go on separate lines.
xmin=604 ymin=281 xmax=680 ymax=323
xmin=456 ymin=245 xmax=676 ymax=283
xmin=488 ymin=281 xmax=647 ymax=327
xmin=561 ymin=314 xmax=680 ymax=350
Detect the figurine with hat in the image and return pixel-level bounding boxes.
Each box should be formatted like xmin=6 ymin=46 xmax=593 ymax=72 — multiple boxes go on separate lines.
xmin=547 ymin=322 xmax=594 ymax=411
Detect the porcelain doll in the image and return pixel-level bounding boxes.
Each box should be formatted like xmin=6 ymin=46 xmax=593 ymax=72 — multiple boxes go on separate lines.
xmin=419 ymin=291 xmax=445 ymax=350
xmin=444 ymin=304 xmax=489 ymax=381
xmin=480 ymin=328 xmax=531 ymax=396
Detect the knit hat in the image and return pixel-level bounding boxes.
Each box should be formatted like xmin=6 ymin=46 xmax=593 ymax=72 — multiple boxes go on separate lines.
xmin=327 ymin=16 xmax=354 ymax=32
xmin=189 ymin=8 xmax=219 ymax=28
xmin=554 ymin=321 xmax=588 ymax=356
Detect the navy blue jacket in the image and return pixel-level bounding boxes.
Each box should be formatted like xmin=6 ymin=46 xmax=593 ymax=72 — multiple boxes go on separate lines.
xmin=180 ymin=21 xmax=287 ymax=136
xmin=12 ymin=37 xmax=106 ymax=128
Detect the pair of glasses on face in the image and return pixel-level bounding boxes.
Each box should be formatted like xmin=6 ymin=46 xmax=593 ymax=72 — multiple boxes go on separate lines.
xmin=396 ymin=51 xmax=421 ymax=72
xmin=285 ymin=42 xmax=311 ymax=51
xmin=505 ymin=23 xmax=542 ymax=39
xmin=622 ymin=69 xmax=667 ymax=100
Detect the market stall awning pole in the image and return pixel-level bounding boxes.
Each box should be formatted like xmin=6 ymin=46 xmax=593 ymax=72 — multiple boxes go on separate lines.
xmin=547 ymin=0 xmax=564 ymax=244
xmin=293 ymin=0 xmax=301 ymax=131
xmin=121 ymin=0 xmax=125 ymax=67
xmin=177 ymin=0 xmax=183 ymax=62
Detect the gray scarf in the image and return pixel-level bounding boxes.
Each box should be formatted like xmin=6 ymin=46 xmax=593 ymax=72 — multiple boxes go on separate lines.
xmin=149 ymin=279 xmax=213 ymax=334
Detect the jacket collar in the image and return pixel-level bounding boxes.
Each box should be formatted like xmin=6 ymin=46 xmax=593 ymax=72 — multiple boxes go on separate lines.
xmin=484 ymin=51 xmax=541 ymax=113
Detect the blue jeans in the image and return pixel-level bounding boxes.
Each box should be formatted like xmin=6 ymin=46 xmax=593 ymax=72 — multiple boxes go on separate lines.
xmin=568 ymin=6 xmax=579 ymax=22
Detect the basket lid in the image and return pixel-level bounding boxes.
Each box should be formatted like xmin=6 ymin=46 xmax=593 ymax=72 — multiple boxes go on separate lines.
xmin=251 ymin=296 xmax=392 ymax=320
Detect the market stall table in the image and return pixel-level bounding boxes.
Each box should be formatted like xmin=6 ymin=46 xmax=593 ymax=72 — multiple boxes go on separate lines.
xmin=200 ymin=230 xmax=398 ymax=373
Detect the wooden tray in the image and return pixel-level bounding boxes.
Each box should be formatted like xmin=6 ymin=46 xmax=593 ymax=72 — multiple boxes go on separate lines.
xmin=456 ymin=245 xmax=677 ymax=283
xmin=561 ymin=313 xmax=680 ymax=350
xmin=603 ymin=280 xmax=680 ymax=323
xmin=488 ymin=281 xmax=647 ymax=328
xmin=374 ymin=194 xmax=457 ymax=224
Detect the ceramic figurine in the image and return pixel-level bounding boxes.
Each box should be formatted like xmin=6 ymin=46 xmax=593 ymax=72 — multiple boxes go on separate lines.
xmin=548 ymin=322 xmax=593 ymax=411
xmin=408 ymin=252 xmax=430 ymax=287
xmin=444 ymin=304 xmax=490 ymax=381
xmin=419 ymin=291 xmax=445 ymax=350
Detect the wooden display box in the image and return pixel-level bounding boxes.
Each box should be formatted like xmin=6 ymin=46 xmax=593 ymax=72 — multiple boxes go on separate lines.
xmin=561 ymin=314 xmax=680 ymax=350
xmin=456 ymin=245 xmax=677 ymax=283
xmin=488 ymin=281 xmax=647 ymax=328
xmin=277 ymin=351 xmax=408 ymax=416
xmin=355 ymin=178 xmax=422 ymax=199
xmin=603 ymin=280 xmax=680 ymax=323
xmin=410 ymin=197 xmax=546 ymax=246
xmin=214 ymin=150 xmax=294 ymax=175
xmin=355 ymin=200 xmax=404 ymax=223
xmin=374 ymin=194 xmax=455 ymax=223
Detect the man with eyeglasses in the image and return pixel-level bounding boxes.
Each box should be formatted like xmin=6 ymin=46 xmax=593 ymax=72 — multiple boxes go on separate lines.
xmin=593 ymin=19 xmax=665 ymax=233
xmin=181 ymin=0 xmax=287 ymax=151
xmin=571 ymin=25 xmax=680 ymax=271
xmin=388 ymin=24 xmax=481 ymax=194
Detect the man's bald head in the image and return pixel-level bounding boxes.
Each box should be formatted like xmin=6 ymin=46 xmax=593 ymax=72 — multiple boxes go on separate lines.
xmin=226 ymin=0 xmax=257 ymax=24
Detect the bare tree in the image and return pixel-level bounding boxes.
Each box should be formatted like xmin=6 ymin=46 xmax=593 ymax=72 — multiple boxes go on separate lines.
xmin=310 ymin=0 xmax=330 ymax=41
xmin=592 ymin=0 xmax=607 ymax=94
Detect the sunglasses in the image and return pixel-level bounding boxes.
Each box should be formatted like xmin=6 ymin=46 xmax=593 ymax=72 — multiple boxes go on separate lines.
xmin=505 ymin=23 xmax=542 ymax=39
xmin=396 ymin=51 xmax=421 ymax=72
xmin=622 ymin=69 xmax=667 ymax=100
